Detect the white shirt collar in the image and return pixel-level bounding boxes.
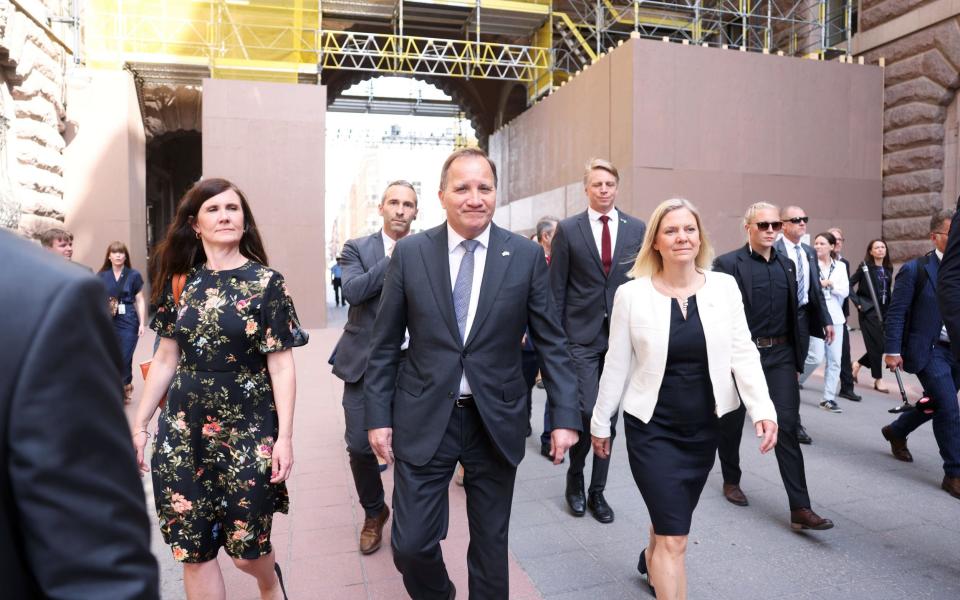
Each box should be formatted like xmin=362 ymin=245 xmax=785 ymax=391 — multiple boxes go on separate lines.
xmin=447 ymin=222 xmax=491 ymax=253
xmin=783 ymin=237 xmax=802 ymax=250
xmin=587 ymin=206 xmax=618 ymax=222
xmin=936 ymin=249 xmax=944 ymax=261
xmin=381 ymin=228 xmax=398 ymax=252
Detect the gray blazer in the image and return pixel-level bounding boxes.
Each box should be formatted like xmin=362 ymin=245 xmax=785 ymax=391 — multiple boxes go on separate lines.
xmin=332 ymin=231 xmax=390 ymax=383
xmin=364 ymin=223 xmax=582 ymax=467
xmin=549 ymin=209 xmax=646 ymax=345
xmin=0 ymin=230 xmax=158 ymax=599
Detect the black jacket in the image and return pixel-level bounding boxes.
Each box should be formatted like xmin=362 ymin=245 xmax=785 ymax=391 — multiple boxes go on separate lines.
xmin=0 ymin=230 xmax=158 ymax=599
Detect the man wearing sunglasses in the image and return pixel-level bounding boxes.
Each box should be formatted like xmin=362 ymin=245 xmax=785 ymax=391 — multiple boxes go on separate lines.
xmin=714 ymin=202 xmax=835 ymax=531
xmin=775 ymin=206 xmax=834 ymax=445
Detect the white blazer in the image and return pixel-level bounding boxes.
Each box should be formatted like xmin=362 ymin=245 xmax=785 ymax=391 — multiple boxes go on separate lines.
xmin=591 ymin=271 xmax=778 ymax=437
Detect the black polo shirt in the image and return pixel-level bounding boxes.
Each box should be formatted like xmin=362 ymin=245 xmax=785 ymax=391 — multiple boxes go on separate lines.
xmin=745 ymin=246 xmax=790 ymax=339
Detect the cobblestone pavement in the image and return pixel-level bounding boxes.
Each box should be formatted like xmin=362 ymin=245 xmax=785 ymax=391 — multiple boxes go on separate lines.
xmin=134 ymin=323 xmax=960 ymax=599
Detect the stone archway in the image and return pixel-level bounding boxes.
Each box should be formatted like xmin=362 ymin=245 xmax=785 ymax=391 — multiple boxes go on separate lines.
xmin=864 ymin=18 xmax=960 ymax=261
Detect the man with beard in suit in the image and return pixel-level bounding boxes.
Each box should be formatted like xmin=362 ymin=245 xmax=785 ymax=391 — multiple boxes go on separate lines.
xmin=332 ymin=180 xmax=418 ymax=554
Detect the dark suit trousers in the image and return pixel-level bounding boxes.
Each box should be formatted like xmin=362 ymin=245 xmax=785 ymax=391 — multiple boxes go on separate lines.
xmin=719 ymin=344 xmax=812 ymax=510
xmin=888 ymin=345 xmax=960 ymax=477
xmin=567 ymin=333 xmax=616 ymax=493
xmin=839 ymin=324 xmax=855 ymax=392
xmin=392 ymin=403 xmax=517 ymax=600
xmin=342 ymin=379 xmax=385 ymax=518
xmin=857 ymin=314 xmax=885 ymax=380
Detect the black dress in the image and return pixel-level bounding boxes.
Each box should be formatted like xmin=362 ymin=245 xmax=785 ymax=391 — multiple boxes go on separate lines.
xmin=150 ymin=261 xmax=308 ymax=563
xmin=624 ymin=296 xmax=718 ymax=536
xmin=849 ymin=263 xmax=891 ymax=379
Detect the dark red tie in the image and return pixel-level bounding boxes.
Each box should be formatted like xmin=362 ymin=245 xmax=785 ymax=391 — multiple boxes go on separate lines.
xmin=600 ymin=215 xmax=612 ymax=276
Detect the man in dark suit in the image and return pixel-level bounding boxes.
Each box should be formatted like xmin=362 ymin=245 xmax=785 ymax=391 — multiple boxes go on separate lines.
xmin=332 ymin=180 xmax=418 ymax=554
xmin=882 ymin=210 xmax=960 ymax=499
xmin=774 ymin=205 xmax=834 ymax=444
xmin=715 ymin=202 xmax=835 ymax=530
xmin=549 ymin=158 xmax=646 ymax=523
xmin=0 ymin=230 xmax=159 ymax=598
xmin=829 ymin=227 xmax=862 ymax=402
xmin=364 ymin=148 xmax=581 ymax=599
xmin=939 ymin=198 xmax=960 ymax=363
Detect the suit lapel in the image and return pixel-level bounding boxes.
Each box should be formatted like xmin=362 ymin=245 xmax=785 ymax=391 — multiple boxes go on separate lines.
xmin=465 ymin=224 xmax=513 ymax=348
xmin=372 ymin=231 xmax=385 ymax=262
xmin=576 ymin=212 xmax=604 ymax=273
xmin=420 ymin=225 xmax=461 ymax=345
xmin=610 ymin=210 xmax=631 ymax=267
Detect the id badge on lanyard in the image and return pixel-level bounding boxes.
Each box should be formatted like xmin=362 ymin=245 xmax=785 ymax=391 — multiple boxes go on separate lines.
xmin=118 ymin=303 xmax=126 ymax=315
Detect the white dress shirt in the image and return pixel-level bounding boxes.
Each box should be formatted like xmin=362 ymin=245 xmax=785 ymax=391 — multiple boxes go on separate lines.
xmin=817 ymin=258 xmax=849 ymax=325
xmin=781 ymin=237 xmax=810 ymax=307
xmin=448 ymin=223 xmax=491 ymax=395
xmin=587 ymin=206 xmax=619 ymax=258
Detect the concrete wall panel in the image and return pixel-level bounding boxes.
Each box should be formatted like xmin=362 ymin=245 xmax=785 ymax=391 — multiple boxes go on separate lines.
xmin=202 ymin=79 xmax=326 ymax=328
xmin=491 ymin=38 xmax=884 ymax=259
xmin=64 ymin=69 xmax=147 ymax=274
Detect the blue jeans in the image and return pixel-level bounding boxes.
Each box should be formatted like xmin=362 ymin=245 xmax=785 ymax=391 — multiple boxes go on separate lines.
xmin=889 ymin=344 xmax=960 ymax=477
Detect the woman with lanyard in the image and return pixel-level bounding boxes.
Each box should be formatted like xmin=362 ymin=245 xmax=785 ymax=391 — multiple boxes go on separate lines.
xmin=97 ymin=241 xmax=146 ymax=403
xmin=849 ymin=239 xmax=894 ymax=392
xmin=799 ymin=232 xmax=849 ymax=413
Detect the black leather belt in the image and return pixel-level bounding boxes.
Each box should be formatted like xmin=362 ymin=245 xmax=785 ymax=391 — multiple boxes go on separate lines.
xmin=754 ymin=336 xmax=788 ymax=348
xmin=456 ymin=394 xmax=474 ymax=408
xmin=938 ymin=340 xmax=952 ymax=349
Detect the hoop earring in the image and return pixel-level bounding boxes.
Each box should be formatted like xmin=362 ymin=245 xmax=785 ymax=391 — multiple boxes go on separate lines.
xmin=195 ymin=231 xmax=201 ymax=239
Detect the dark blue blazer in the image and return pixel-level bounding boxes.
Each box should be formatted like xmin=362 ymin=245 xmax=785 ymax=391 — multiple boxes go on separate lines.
xmin=885 ymin=251 xmax=943 ymax=374
xmin=938 ymin=205 xmax=960 ymax=363
xmin=364 ymin=222 xmax=581 ymax=467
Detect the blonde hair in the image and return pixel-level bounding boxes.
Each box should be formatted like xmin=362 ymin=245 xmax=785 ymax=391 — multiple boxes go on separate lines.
xmin=742 ymin=202 xmax=780 ymax=231
xmin=628 ymin=198 xmax=715 ymax=279
xmin=582 ymin=158 xmax=619 ymax=187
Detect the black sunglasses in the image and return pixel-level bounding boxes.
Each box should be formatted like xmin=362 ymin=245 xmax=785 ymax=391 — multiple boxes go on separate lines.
xmin=754 ymin=221 xmax=783 ymax=231
xmin=785 ymin=216 xmax=809 ymax=224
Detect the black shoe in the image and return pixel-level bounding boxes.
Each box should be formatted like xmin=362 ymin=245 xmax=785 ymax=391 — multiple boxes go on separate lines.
xmin=565 ymin=473 xmax=586 ymax=516
xmin=797 ymin=424 xmax=812 ymax=445
xmin=274 ymin=563 xmax=288 ymax=600
xmin=838 ymin=389 xmax=862 ymax=401
xmin=587 ymin=491 xmax=614 ymax=523
xmin=637 ymin=548 xmax=655 ymax=597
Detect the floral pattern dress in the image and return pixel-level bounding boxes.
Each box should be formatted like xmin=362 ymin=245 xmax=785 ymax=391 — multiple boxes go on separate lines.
xmin=151 ymin=260 xmax=308 ymax=563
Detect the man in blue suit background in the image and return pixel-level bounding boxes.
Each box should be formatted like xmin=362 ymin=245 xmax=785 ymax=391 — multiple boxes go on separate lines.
xmin=881 ymin=209 xmax=960 ymax=500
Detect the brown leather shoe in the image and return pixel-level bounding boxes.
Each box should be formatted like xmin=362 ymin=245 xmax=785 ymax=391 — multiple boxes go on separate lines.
xmin=790 ymin=508 xmax=834 ymax=531
xmin=881 ymin=426 xmax=913 ymax=462
xmin=359 ymin=505 xmax=389 ymax=554
xmin=942 ymin=476 xmax=960 ymax=500
xmin=723 ymin=483 xmax=749 ymax=506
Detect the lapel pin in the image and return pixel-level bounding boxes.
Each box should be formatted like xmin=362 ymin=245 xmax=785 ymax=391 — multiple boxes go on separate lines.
xmin=502 ymin=250 xmax=510 ymax=256
xmin=620 ymin=218 xmax=627 ymax=224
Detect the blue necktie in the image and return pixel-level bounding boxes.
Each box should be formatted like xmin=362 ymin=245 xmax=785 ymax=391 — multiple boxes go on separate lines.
xmin=795 ymin=245 xmax=806 ymax=305
xmin=453 ymin=239 xmax=480 ymax=341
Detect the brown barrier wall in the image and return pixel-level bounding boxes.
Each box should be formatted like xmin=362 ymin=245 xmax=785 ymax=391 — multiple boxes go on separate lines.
xmin=491 ymin=38 xmax=884 ymax=261
xmin=203 ymin=79 xmax=327 ymax=328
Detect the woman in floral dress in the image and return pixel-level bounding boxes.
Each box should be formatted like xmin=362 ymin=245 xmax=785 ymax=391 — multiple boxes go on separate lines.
xmin=132 ymin=178 xmax=307 ymax=600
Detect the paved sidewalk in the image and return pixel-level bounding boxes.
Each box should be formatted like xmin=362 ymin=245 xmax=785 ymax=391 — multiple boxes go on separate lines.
xmin=133 ymin=327 xmax=960 ymax=599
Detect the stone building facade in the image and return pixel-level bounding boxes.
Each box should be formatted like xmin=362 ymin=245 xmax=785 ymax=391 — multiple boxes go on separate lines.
xmin=856 ymin=0 xmax=960 ymax=261
xmin=0 ymin=0 xmax=70 ymax=237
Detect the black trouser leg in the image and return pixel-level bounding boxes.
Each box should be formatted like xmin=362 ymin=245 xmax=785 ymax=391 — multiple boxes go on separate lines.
xmin=839 ymin=323 xmax=854 ymax=392
xmin=719 ymin=403 xmax=746 ymax=485
xmin=566 ymin=337 xmax=612 ymax=493
xmin=392 ymin=404 xmax=515 ymax=600
xmin=763 ymin=345 xmax=812 ymax=510
xmin=342 ymin=380 xmax=385 ymax=518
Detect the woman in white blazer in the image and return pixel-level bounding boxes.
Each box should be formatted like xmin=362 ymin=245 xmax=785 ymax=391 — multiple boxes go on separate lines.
xmin=799 ymin=232 xmax=849 ymax=413
xmin=591 ymin=199 xmax=778 ymax=600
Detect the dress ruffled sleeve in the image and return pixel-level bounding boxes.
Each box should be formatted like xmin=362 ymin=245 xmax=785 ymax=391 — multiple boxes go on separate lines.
xmin=151 ymin=277 xmax=178 ymax=338
xmin=257 ymin=271 xmax=309 ymax=353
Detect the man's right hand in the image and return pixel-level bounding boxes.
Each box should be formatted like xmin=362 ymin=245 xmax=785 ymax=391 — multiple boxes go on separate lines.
xmin=368 ymin=427 xmax=394 ymax=465
xmin=884 ymin=354 xmax=903 ymax=372
xmin=550 ymin=428 xmax=579 ymax=465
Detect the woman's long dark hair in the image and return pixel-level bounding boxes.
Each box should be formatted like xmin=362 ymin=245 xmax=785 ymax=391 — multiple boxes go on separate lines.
xmin=150 ymin=178 xmax=268 ymax=304
xmin=863 ymin=238 xmax=893 ymax=272
xmin=98 ymin=241 xmax=132 ymax=273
